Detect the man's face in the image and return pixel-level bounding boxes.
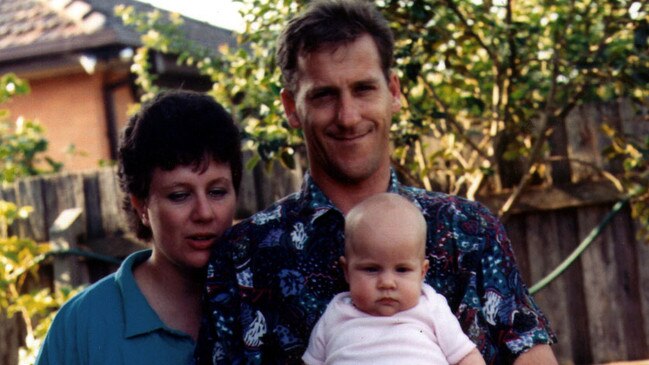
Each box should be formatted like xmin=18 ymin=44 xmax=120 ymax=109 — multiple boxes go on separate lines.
xmin=281 ymin=34 xmax=401 ymax=186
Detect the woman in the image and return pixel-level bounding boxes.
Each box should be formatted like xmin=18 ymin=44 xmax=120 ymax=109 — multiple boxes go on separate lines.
xmin=36 ymin=90 xmax=242 ymax=364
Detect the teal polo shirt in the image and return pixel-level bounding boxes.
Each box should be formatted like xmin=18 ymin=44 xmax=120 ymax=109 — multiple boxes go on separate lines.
xmin=36 ymin=250 xmax=196 ymax=365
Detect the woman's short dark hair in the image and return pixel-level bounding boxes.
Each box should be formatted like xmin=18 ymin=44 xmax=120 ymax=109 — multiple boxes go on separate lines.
xmin=276 ymin=0 xmax=394 ymax=93
xmin=118 ymin=90 xmax=242 ymax=241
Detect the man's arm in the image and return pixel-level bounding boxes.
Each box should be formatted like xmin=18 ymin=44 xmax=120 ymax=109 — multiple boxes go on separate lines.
xmin=513 ymin=344 xmax=559 ymax=365
xmin=463 ymin=200 xmax=557 ymax=361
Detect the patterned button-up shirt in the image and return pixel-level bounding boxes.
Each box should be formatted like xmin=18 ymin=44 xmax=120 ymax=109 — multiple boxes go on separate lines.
xmin=195 ymin=171 xmax=556 ymax=364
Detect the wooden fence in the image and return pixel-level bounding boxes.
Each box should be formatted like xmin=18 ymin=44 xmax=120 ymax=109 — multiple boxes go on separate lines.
xmin=481 ymin=184 xmax=648 ymax=365
xmin=1 ymin=100 xmax=647 ymax=364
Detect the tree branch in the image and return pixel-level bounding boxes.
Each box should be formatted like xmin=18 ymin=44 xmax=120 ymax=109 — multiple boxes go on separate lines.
xmin=444 ymin=0 xmax=499 ymax=69
xmin=422 ymin=78 xmax=491 ymax=161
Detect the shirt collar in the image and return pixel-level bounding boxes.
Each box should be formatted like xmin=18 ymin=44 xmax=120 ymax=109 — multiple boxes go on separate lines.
xmin=298 ymin=168 xmax=404 ymax=221
xmin=387 ymin=168 xmax=401 ymax=193
xmin=115 ymin=250 xmax=169 ymax=338
xmin=299 ymin=172 xmax=339 ymax=221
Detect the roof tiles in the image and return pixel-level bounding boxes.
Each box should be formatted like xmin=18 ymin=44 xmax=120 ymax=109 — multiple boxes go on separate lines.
xmin=0 ymin=0 xmax=234 ymax=61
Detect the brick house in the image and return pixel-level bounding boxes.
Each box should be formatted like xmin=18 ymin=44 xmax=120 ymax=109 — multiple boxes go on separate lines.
xmin=0 ymin=0 xmax=234 ymax=171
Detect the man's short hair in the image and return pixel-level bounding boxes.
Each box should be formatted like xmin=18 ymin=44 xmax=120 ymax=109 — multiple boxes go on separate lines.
xmin=276 ymin=0 xmax=394 ymax=92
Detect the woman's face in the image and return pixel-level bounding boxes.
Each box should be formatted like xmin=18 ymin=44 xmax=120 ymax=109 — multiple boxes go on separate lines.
xmin=133 ymin=159 xmax=236 ymax=272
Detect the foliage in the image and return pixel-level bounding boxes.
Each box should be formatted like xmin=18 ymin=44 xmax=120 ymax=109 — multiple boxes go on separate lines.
xmin=1 ymin=74 xmax=75 ymax=364
xmin=116 ymin=1 xmax=648 ymax=221
xmin=0 ymin=73 xmax=62 ymax=185
xmin=115 ymin=2 xmax=304 ymax=170
xmin=602 ymin=124 xmax=649 ymax=242
xmin=0 ymin=201 xmax=80 ymax=365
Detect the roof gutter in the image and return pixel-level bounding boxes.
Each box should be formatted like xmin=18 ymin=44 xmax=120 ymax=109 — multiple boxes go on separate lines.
xmin=0 ymin=29 xmax=138 ymax=63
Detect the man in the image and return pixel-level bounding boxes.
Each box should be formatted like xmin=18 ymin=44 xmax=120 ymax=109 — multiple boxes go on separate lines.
xmin=196 ymin=1 xmax=558 ymax=364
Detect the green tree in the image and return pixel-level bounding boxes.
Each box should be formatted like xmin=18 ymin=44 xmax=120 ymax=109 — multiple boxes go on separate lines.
xmin=116 ymin=0 xmax=648 ymax=225
xmin=0 ymin=201 xmax=79 ymax=365
xmin=0 ymin=73 xmax=62 ymax=185
xmin=1 ymin=74 xmax=74 ymax=365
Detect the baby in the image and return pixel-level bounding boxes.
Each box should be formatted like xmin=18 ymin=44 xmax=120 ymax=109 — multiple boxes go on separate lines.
xmin=303 ymin=193 xmax=485 ymax=365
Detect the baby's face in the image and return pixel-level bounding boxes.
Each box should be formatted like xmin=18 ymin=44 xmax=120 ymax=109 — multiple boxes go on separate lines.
xmin=341 ymin=233 xmax=428 ymax=316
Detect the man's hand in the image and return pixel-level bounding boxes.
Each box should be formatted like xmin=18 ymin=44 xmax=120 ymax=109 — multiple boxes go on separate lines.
xmin=513 ymin=344 xmax=559 ymax=365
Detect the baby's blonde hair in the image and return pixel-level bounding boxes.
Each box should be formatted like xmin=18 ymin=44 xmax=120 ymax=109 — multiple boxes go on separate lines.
xmin=344 ymin=193 xmax=427 ymax=257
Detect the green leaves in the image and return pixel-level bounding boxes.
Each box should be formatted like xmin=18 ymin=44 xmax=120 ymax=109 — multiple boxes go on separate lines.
xmin=0 ymin=76 xmax=62 ymax=186
xmin=602 ymin=123 xmax=649 ymax=242
xmin=0 ymin=199 xmax=83 ymax=365
xmin=0 ymin=73 xmax=30 ymax=103
xmin=118 ymin=0 xmax=647 ymax=208
xmin=0 ymin=74 xmax=70 ymax=364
